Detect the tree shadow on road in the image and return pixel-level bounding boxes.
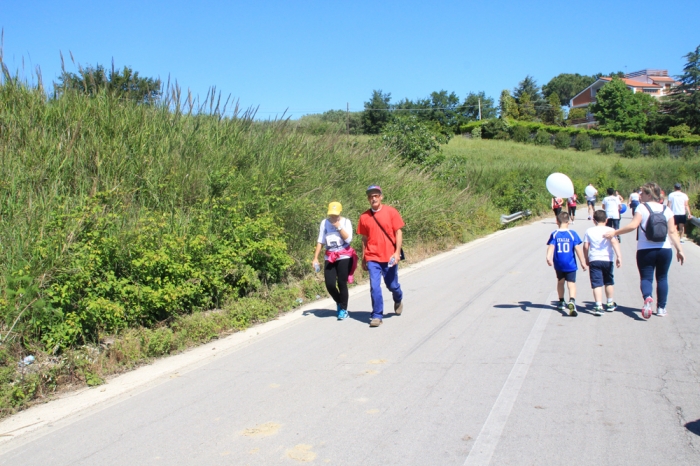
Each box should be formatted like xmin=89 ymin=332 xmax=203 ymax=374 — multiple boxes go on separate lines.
xmin=493 ymin=301 xmax=568 ymax=316
xmin=685 ymin=419 xmax=700 ymax=436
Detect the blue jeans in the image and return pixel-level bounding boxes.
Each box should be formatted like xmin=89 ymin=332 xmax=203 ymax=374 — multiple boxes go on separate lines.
xmin=636 ymin=248 xmax=672 ymax=308
xmin=367 ymin=261 xmax=403 ymax=320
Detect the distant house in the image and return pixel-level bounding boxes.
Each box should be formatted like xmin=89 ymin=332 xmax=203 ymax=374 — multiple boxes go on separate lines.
xmin=568 ymin=69 xmax=680 ymax=127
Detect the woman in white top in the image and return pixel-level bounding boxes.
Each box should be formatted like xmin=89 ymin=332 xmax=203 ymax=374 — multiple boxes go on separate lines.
xmin=605 ymin=182 xmax=684 ymax=319
xmin=312 ymin=202 xmax=356 ymax=320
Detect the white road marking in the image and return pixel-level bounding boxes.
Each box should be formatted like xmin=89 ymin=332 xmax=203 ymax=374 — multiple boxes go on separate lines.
xmin=464 ymin=296 xmax=553 ymax=465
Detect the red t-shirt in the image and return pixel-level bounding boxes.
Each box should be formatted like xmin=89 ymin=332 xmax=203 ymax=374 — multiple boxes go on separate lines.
xmin=357 ymin=205 xmax=405 ymax=262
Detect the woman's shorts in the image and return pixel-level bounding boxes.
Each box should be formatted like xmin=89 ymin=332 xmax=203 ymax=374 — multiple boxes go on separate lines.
xmin=589 ymin=261 xmax=614 ymax=288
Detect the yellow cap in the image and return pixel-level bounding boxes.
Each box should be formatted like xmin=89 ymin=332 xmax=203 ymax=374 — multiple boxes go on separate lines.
xmin=327 ymin=202 xmax=342 ymax=216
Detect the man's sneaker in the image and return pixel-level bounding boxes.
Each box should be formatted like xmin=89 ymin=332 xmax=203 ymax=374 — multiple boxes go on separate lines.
xmin=567 ymin=301 xmax=578 ymax=317
xmin=605 ymin=302 xmax=617 ymax=312
xmin=337 ymin=309 xmax=349 ymax=320
xmin=592 ymin=305 xmax=604 ymax=316
xmin=641 ymin=297 xmax=654 ymax=319
xmin=369 ymin=318 xmax=382 ymax=327
xmin=656 ymin=307 xmax=667 ymax=317
xmin=556 ymin=301 xmax=566 ymax=311
xmin=394 ymin=301 xmax=403 ymax=316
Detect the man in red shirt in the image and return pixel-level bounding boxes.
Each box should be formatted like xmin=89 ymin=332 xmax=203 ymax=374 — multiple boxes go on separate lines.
xmin=357 ymin=185 xmax=404 ymax=327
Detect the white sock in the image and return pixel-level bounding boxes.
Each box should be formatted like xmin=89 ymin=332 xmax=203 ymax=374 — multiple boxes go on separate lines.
xmin=595 ymin=302 xmax=602 ymax=306
xmin=607 ymin=298 xmax=613 ymax=304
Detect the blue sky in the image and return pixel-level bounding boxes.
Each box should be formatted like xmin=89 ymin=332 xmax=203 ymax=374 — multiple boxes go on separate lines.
xmin=2 ymin=0 xmax=698 ymax=118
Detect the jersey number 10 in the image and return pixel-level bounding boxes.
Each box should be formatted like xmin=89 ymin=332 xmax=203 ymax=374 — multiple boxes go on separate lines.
xmin=556 ymin=242 xmax=570 ymax=253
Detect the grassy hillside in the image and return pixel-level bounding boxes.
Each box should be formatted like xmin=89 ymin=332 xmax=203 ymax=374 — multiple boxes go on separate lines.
xmin=435 ymin=137 xmax=700 ymax=214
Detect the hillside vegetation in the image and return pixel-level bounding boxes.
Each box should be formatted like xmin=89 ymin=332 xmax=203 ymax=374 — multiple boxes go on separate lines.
xmin=1 ymin=77 xmax=698 ymax=416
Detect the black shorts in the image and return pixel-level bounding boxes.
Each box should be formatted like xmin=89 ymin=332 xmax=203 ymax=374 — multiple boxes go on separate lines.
xmin=556 ymin=270 xmax=576 ymax=282
xmin=674 ymin=214 xmax=687 ymax=225
xmin=587 ymin=200 xmax=596 ymax=207
xmin=589 ymin=261 xmax=614 ymax=288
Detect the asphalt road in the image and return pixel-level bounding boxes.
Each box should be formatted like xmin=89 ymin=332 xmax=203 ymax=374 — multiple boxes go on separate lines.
xmin=1 ymin=214 xmax=700 ymax=465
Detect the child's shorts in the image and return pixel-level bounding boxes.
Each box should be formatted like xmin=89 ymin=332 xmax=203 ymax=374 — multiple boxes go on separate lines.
xmin=556 ymin=270 xmax=576 ymax=282
xmin=589 ymin=261 xmax=614 ymax=288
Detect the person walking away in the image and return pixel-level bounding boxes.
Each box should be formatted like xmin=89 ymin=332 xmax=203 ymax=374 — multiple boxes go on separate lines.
xmin=546 ymin=212 xmax=587 ymax=316
xmin=583 ymin=210 xmax=622 ymax=316
xmin=312 ymin=202 xmax=358 ymax=320
xmin=567 ymin=194 xmax=578 ymax=224
xmin=585 ymin=184 xmax=598 ymax=220
xmin=667 ymin=183 xmax=693 ymax=243
xmin=357 ymin=185 xmax=404 ymax=327
xmin=629 ymin=188 xmax=640 ymax=213
xmin=604 ymin=182 xmax=685 ymax=318
xmin=552 ymin=196 xmax=564 ymax=219
xmin=615 ymin=190 xmax=625 ymax=210
xmin=602 ymin=188 xmax=622 ymax=241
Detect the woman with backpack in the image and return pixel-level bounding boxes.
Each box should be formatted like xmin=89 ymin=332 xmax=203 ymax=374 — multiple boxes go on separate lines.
xmin=605 ymin=183 xmax=685 ymax=319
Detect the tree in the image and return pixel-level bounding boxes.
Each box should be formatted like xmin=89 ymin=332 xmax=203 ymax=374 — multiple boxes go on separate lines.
xmin=513 ymin=75 xmax=542 ymax=101
xmin=518 ymin=92 xmax=536 ymax=121
xmin=380 ymin=115 xmax=449 ymax=166
xmin=499 ymin=90 xmax=519 ymax=119
xmin=542 ymin=73 xmax=597 ymax=106
xmin=666 ymin=45 xmax=700 ymax=134
xmin=459 ymin=91 xmax=497 ymax=121
xmin=590 ymin=77 xmax=647 ymax=133
xmin=362 ymin=90 xmax=392 ymax=134
xmin=54 ymin=64 xmax=161 ymax=103
xmin=541 ymin=92 xmax=564 ymax=125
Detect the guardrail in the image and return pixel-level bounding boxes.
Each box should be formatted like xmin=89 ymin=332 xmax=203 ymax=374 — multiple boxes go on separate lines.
xmin=500 ymin=210 xmax=532 ymax=225
xmin=689 ymin=217 xmax=700 ymax=228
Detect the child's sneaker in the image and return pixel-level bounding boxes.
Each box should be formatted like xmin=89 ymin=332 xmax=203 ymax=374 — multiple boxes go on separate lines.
xmin=567 ymin=301 xmax=578 ymax=317
xmin=557 ymin=300 xmax=566 ymax=311
xmin=592 ymin=305 xmax=604 ymax=316
xmin=641 ymin=297 xmax=654 ymax=319
xmin=656 ymin=307 xmax=667 ymax=317
xmin=605 ymin=302 xmax=617 ymax=312
xmin=337 ymin=309 xmax=349 ymax=320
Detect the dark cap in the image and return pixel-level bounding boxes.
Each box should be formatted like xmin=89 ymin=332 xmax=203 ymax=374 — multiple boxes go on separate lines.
xmin=674 ymin=183 xmax=682 ymax=190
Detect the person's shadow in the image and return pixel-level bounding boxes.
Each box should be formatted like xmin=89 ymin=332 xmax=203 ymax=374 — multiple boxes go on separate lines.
xmin=303 ymin=308 xmax=392 ymax=324
xmin=493 ymin=301 xmax=568 ymax=316
xmin=685 ymin=419 xmax=700 ymax=436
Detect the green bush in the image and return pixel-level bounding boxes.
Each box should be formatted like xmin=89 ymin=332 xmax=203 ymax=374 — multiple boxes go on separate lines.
xmin=380 ymin=115 xmax=449 ymax=165
xmin=511 ymin=125 xmax=530 ymax=143
xmin=668 ymin=124 xmax=692 ymax=139
xmin=534 ymin=129 xmax=551 ymax=145
xmin=647 ymin=140 xmax=670 ymax=158
xmin=481 ymin=119 xmax=511 ymax=139
xmin=553 ymin=132 xmax=571 ymax=149
xmin=680 ymin=145 xmax=698 ymax=159
xmin=471 ymin=126 xmax=482 ymax=139
xmin=621 ymin=140 xmax=642 ymax=158
xmin=574 ymin=133 xmax=592 ymax=151
xmin=567 ymin=108 xmax=588 ymax=121
xmin=599 ymin=137 xmax=616 ymax=154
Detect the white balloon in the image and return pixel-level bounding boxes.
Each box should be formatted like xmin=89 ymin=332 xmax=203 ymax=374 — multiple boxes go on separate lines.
xmin=546 ymin=173 xmax=574 ymax=198
xmin=585 ymin=185 xmax=596 ymax=197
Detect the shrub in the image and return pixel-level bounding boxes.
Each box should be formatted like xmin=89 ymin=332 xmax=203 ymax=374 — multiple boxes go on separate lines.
xmin=511 ymin=125 xmax=530 ymax=143
xmin=680 ymin=145 xmax=698 ymax=159
xmin=647 ymin=140 xmax=670 ymax=158
xmin=380 ymin=115 xmax=449 ymax=165
xmin=471 ymin=126 xmax=482 ymax=139
xmin=599 ymin=137 xmax=616 ymax=154
xmin=567 ymin=107 xmax=588 ymax=121
xmin=494 ymin=131 xmax=510 ymax=140
xmin=534 ymin=129 xmax=551 ymax=145
xmin=574 ymin=133 xmax=592 ymax=151
xmin=553 ymin=132 xmax=571 ymax=149
xmin=481 ymin=119 xmax=510 ymax=139
xmin=621 ymin=140 xmax=641 ymax=158
xmin=668 ymin=124 xmax=692 ymax=139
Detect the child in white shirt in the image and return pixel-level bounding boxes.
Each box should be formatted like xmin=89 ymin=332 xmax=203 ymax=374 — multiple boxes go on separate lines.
xmin=583 ymin=210 xmax=622 ymax=316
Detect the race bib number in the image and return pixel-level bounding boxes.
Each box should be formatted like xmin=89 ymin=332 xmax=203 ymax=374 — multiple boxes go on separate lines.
xmin=325 ymin=232 xmax=342 ymax=248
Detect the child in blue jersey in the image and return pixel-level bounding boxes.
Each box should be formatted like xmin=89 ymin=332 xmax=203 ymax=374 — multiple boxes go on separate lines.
xmin=546 ymin=212 xmax=587 ymax=316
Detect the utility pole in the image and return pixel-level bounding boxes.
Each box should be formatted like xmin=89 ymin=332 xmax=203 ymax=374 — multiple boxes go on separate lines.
xmin=346 ymin=102 xmax=350 ymax=134
xmin=478 ymin=97 xmax=482 ymax=121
